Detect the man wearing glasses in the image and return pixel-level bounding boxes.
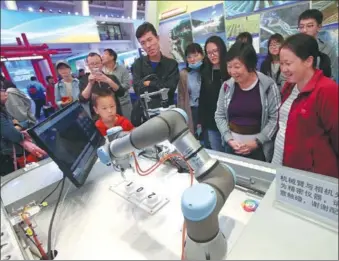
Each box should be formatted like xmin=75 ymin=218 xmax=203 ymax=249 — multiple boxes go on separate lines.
xmin=79 ymin=52 xmax=125 ymax=119
xmin=298 ymin=9 xmax=337 ymax=81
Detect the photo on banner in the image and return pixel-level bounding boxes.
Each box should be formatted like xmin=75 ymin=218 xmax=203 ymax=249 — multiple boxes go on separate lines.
xmin=158 ymin=14 xmax=194 ymax=63
xmin=259 ymin=2 xmax=310 ymax=54
xmin=224 ymin=0 xmax=297 ymax=19
xmin=311 ymin=0 xmax=338 ymax=26
xmin=318 ymin=24 xmax=338 ymax=57
xmin=225 ymin=14 xmax=260 ymax=53
xmin=190 ymin=3 xmax=226 ymax=47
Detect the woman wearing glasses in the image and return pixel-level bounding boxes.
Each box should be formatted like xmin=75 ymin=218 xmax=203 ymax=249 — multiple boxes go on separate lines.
xmin=198 ymin=36 xmax=230 ymax=151
xmin=260 ymin=33 xmax=286 ymax=92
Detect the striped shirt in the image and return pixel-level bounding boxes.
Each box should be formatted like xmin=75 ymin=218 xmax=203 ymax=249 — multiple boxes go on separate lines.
xmin=272 ymin=85 xmax=300 ymax=165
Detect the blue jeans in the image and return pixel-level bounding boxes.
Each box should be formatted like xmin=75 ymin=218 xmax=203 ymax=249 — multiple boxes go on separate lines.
xmin=205 ymin=129 xmax=224 ymax=152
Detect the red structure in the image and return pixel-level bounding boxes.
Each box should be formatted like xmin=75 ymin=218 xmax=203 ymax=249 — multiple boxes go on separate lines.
xmin=0 ymin=33 xmax=72 ymax=84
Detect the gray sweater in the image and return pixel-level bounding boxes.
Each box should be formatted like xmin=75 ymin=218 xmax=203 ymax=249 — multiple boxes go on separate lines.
xmin=5 ymin=88 xmax=36 ymax=125
xmin=215 ymin=71 xmax=281 ymax=162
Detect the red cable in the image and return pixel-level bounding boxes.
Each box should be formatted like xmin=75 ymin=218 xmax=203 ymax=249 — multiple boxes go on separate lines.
xmin=21 ymin=212 xmax=49 ymax=260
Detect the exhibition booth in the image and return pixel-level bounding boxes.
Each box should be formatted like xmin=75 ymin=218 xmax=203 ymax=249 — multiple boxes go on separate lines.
xmin=0 ymin=1 xmax=338 ymax=260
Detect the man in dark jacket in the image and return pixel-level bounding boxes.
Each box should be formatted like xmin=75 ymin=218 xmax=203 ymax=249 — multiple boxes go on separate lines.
xmin=79 ymin=52 xmax=125 ymax=119
xmin=132 ymin=22 xmax=179 ymax=109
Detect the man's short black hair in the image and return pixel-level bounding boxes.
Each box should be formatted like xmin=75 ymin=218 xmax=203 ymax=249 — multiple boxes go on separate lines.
xmin=30 ymin=76 xmax=37 ymax=81
xmin=86 ymin=52 xmax=102 ymax=62
xmin=104 ymin=48 xmax=118 ymax=61
xmin=236 ymin=32 xmax=253 ymax=45
xmin=46 ymin=75 xmax=53 ymax=81
xmin=298 ymin=9 xmax=323 ymax=25
xmin=135 ymin=22 xmax=158 ymax=39
xmin=226 ymin=41 xmax=257 ymax=72
xmin=79 ymin=69 xmax=85 ymax=73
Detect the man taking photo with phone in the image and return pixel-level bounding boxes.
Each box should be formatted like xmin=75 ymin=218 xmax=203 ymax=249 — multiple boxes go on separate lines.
xmin=79 ymin=52 xmax=125 ymax=119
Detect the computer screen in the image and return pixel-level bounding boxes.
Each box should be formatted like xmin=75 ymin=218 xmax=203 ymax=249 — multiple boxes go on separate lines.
xmin=28 ymin=101 xmax=104 ymax=187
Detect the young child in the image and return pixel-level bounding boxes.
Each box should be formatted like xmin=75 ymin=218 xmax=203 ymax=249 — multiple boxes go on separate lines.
xmin=92 ymin=88 xmax=134 ymax=136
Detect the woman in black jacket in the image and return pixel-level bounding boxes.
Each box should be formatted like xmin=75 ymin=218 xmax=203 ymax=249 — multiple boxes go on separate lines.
xmin=198 ymin=36 xmax=230 ymax=151
xmin=260 ymin=33 xmax=286 ymax=92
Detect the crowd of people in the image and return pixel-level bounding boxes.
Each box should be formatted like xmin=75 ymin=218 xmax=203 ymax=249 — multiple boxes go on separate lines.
xmin=0 ymin=9 xmax=337 ymax=179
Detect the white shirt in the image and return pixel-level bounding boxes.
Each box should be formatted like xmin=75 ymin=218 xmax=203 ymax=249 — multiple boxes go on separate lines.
xmin=64 ymin=82 xmax=72 ymax=97
xmin=272 ymin=85 xmax=300 ymax=165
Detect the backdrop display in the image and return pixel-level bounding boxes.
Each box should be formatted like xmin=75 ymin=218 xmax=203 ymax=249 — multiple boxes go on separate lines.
xmin=1 ymin=9 xmax=100 ymax=44
xmin=159 ymin=14 xmax=194 ymax=63
xmin=225 ymin=14 xmax=260 ymax=53
xmin=191 ymin=3 xmax=226 ymax=47
xmin=319 ymin=24 xmax=339 ymax=57
xmin=224 ymin=0 xmax=297 ymax=19
xmin=157 ymin=0 xmax=338 ymax=68
xmin=311 ymin=0 xmax=338 ymax=26
xmin=259 ymin=2 xmax=310 ymax=54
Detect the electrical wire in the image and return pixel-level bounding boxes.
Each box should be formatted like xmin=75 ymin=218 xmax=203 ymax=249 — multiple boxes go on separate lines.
xmin=131 ymin=152 xmax=193 ymax=260
xmin=20 ymin=208 xmax=48 ymax=260
xmin=39 ymin=179 xmax=63 ymax=205
xmin=18 ymin=223 xmax=42 ymax=259
xmin=47 ymin=176 xmax=66 ymax=260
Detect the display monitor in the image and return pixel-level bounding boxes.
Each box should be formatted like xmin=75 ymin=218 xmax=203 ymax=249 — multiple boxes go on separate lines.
xmin=28 ymin=101 xmax=104 ymax=187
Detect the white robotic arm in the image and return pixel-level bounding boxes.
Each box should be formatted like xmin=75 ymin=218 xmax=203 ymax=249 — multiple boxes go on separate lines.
xmin=97 ymin=108 xmax=236 ymax=260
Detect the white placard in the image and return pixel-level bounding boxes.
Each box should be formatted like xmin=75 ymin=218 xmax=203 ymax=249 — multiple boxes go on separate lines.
xmin=276 ymin=168 xmax=338 ymax=223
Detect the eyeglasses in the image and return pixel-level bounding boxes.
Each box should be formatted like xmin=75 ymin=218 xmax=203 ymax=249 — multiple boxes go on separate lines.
xmin=207 ymin=49 xmax=219 ymax=57
xmin=269 ymin=43 xmax=282 ymax=48
xmin=88 ymin=62 xmax=102 ymax=67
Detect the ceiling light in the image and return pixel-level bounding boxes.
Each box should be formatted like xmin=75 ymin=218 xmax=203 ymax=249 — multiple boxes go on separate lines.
xmin=49 ymin=9 xmax=53 ymax=12
xmin=58 ymin=10 xmax=62 ymax=13
xmin=68 ymin=12 xmax=71 ymax=15
xmin=101 ymin=21 xmax=106 ymax=24
xmin=105 ymin=14 xmax=108 ymax=18
xmin=110 ymin=14 xmax=114 ymax=17
xmin=122 ymin=15 xmax=125 ymax=18
xmin=75 ymin=12 xmax=79 ymax=15
xmin=28 ymin=7 xmax=34 ymax=12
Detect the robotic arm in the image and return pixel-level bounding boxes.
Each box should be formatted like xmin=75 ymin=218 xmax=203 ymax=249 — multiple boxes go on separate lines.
xmin=97 ymin=108 xmax=236 ymax=260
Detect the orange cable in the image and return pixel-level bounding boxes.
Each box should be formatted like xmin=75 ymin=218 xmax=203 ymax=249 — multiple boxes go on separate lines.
xmin=131 ymin=152 xmax=193 ymax=260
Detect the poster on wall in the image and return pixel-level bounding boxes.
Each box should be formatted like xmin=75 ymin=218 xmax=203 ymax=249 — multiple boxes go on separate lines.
xmin=224 ymin=0 xmax=297 ymax=19
xmin=159 ymin=14 xmax=194 ymax=63
xmin=259 ymin=2 xmax=310 ymax=54
xmin=319 ymin=24 xmax=338 ymax=57
xmin=225 ymin=14 xmax=260 ymax=53
xmin=311 ymin=0 xmax=338 ymax=26
xmin=190 ymin=3 xmax=226 ymax=47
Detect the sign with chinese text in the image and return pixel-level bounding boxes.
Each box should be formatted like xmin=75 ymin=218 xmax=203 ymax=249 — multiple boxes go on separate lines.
xmin=276 ymin=168 xmax=338 ymax=223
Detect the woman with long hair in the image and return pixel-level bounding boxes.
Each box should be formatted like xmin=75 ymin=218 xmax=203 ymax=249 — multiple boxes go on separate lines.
xmin=177 ymin=43 xmax=204 ymax=136
xmin=260 ymin=33 xmax=286 ymax=91
xmin=198 ymin=36 xmax=230 ymax=151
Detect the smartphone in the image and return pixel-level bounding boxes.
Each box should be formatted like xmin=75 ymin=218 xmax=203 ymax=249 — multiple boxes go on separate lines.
xmin=92 ymin=67 xmax=102 ymax=75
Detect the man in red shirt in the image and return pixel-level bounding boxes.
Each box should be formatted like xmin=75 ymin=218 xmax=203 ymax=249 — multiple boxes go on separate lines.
xmin=92 ymin=88 xmax=134 ymax=136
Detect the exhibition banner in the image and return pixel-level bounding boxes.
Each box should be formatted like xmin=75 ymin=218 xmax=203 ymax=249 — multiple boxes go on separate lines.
xmin=225 ymin=14 xmax=260 ymax=53
xmin=224 ymin=0 xmax=297 ymax=19
xmin=1 ymin=9 xmax=100 ymax=44
xmin=190 ymin=3 xmax=226 ymax=46
xmin=159 ymin=14 xmax=193 ymax=63
xmin=259 ymin=2 xmax=310 ymax=54
xmin=311 ymin=0 xmax=338 ymax=26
